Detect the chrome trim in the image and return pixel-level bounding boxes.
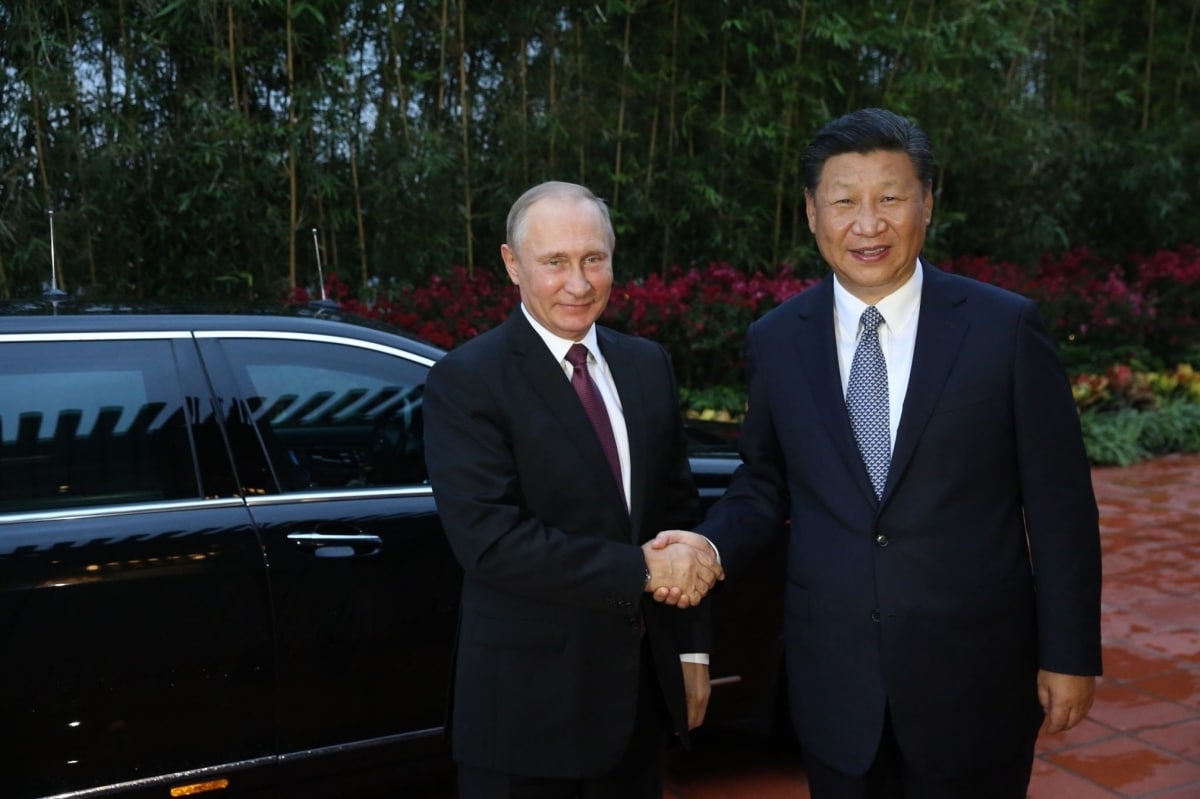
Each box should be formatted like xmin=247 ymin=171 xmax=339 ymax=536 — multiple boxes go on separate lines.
xmin=244 ymin=485 xmax=434 ymax=506
xmin=0 ymin=331 xmax=192 ymax=342
xmin=276 ymin=727 xmax=444 ymax=763
xmin=288 ymin=532 xmax=384 ymax=546
xmin=0 ymin=498 xmax=247 ymax=525
xmin=193 ymin=330 xmax=438 ymax=366
xmin=36 ymin=728 xmax=445 ymax=798
xmin=38 ymin=754 xmax=275 ymax=798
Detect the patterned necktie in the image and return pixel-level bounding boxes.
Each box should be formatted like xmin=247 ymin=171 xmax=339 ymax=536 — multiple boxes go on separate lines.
xmin=846 ymin=306 xmax=890 ymax=499
xmin=565 ymin=343 xmax=622 ymax=490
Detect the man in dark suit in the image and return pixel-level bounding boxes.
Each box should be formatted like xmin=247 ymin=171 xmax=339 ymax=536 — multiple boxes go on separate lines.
xmin=423 ymin=181 xmax=722 ymax=799
xmin=654 ymin=108 xmax=1102 ymax=798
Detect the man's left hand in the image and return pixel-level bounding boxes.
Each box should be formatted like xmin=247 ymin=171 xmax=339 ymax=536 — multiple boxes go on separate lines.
xmin=1037 ymin=670 xmax=1096 ymax=733
xmin=681 ymin=661 xmax=711 ymax=731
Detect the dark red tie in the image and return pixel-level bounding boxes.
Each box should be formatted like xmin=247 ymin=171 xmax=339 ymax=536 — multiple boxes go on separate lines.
xmin=565 ymin=343 xmax=623 ymax=490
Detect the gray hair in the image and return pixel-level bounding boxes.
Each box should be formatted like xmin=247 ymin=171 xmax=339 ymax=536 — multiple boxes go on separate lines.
xmin=505 ymin=181 xmax=615 ymax=256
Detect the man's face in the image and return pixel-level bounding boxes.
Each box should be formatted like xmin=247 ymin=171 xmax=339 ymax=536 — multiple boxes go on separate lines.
xmin=805 ymin=150 xmax=932 ymax=305
xmin=501 ymin=197 xmax=613 ymax=341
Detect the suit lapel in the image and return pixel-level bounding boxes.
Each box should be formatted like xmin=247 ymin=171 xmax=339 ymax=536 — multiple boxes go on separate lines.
xmin=883 ymin=262 xmax=970 ymax=504
xmin=507 ymin=313 xmax=630 ymax=518
xmin=793 ymin=278 xmax=881 ymax=507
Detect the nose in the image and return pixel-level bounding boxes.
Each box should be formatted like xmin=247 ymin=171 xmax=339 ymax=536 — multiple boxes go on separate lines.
xmin=851 ymin=202 xmax=887 ymax=236
xmin=564 ymin=265 xmax=592 ymax=295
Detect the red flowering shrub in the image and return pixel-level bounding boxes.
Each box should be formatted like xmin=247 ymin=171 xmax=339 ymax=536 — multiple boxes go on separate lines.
xmin=288 ymin=246 xmax=1197 ymax=391
xmin=942 ymin=245 xmax=1200 ymax=368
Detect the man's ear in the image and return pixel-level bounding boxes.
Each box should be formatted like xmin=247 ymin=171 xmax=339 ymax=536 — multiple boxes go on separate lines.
xmin=501 ymin=243 xmax=520 ymax=285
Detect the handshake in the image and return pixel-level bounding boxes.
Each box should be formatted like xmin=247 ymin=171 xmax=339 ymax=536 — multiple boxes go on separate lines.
xmin=641 ymin=530 xmax=724 ymax=609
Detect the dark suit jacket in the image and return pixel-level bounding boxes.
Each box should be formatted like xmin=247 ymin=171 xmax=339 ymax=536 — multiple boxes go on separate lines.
xmin=423 ymin=310 xmax=704 ymax=779
xmin=698 ymin=262 xmax=1102 ymax=779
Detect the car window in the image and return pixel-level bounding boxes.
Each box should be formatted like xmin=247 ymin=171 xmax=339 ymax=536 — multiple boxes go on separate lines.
xmin=0 ymin=340 xmax=200 ymax=512
xmin=218 ymin=338 xmax=429 ymax=491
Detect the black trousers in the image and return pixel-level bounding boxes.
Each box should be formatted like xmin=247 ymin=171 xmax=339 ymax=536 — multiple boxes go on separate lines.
xmin=456 ymin=641 xmax=668 ymax=799
xmin=803 ymin=706 xmax=1037 ymax=799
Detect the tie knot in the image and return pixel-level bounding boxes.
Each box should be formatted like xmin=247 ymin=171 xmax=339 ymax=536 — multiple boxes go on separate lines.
xmin=566 ymin=343 xmax=591 ymax=368
xmin=860 ymin=306 xmax=884 ymax=334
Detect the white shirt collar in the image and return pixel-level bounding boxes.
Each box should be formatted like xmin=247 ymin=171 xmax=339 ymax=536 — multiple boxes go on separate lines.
xmin=519 ymin=303 xmax=605 ymax=369
xmin=833 ymin=260 xmax=924 ymax=339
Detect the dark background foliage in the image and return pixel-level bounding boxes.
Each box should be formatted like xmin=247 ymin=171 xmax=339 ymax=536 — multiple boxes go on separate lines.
xmin=1 ymin=1 xmax=1197 ymax=301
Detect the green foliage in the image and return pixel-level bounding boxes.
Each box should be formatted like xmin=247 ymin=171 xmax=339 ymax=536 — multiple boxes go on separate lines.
xmin=1080 ymin=400 xmax=1200 ymax=467
xmin=0 ymin=1 xmax=1198 ymax=300
xmin=1079 ymin=409 xmax=1149 ymax=467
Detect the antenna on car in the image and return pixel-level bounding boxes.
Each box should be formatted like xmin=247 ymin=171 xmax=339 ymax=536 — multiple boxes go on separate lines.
xmin=309 ymin=227 xmax=339 ymax=311
xmin=43 ymin=209 xmax=69 ymax=307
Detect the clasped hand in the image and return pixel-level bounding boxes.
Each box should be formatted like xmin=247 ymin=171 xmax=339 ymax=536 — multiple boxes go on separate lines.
xmin=641 ymin=530 xmax=723 ymax=608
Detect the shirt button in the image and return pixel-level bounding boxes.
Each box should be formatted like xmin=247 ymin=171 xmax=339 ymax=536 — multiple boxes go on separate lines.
xmin=876 ymin=534 xmax=889 ymax=547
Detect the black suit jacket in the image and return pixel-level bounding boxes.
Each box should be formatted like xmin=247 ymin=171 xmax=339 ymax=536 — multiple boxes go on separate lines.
xmin=424 ymin=310 xmax=704 ymax=779
xmin=698 ymin=262 xmax=1102 ymax=778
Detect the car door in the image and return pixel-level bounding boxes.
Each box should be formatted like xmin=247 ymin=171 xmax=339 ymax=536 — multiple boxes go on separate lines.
xmin=0 ymin=333 xmax=276 ymax=799
xmin=196 ymin=329 xmax=460 ymax=793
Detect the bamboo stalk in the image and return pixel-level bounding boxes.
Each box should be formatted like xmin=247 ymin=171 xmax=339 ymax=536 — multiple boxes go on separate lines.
xmin=774 ymin=0 xmax=808 ymax=269
xmin=576 ymin=21 xmax=585 ymax=178
xmin=1143 ymin=0 xmax=1157 ymax=131
xmin=287 ymin=0 xmax=298 ymax=290
xmin=457 ymin=0 xmax=474 ymax=276
xmin=614 ymin=11 xmax=633 ymax=208
xmin=548 ymin=20 xmax=557 ymax=171
xmin=520 ymin=35 xmax=529 ymax=183
xmin=387 ymin=3 xmax=412 ymax=144
xmin=717 ymin=8 xmax=728 ymax=200
xmin=660 ymin=0 xmax=681 ymax=274
xmin=883 ymin=0 xmax=915 ymax=98
xmin=1178 ymin=0 xmax=1198 ymax=105
xmin=438 ymin=0 xmax=449 ymax=113
xmin=227 ymin=3 xmax=240 ymax=113
xmin=337 ymin=20 xmax=369 ymax=286
xmin=62 ymin=3 xmax=96 ymax=289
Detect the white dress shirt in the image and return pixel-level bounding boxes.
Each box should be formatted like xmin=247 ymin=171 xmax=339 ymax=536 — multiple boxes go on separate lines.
xmin=832 ymin=262 xmax=924 ymax=452
xmin=520 ymin=305 xmax=631 ymax=510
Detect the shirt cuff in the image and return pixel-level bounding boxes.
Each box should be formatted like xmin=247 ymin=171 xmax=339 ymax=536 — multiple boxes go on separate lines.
xmin=679 ymin=653 xmax=710 ymax=665
xmin=704 ymin=535 xmax=721 ymax=565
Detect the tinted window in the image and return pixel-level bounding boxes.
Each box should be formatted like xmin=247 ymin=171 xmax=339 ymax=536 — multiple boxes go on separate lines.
xmin=0 ymin=340 xmax=199 ymax=512
xmin=219 ymin=338 xmax=429 ymax=491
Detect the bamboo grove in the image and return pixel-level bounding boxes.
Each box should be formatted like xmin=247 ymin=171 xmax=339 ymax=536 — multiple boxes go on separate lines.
xmin=1 ymin=1 xmax=1197 ymax=301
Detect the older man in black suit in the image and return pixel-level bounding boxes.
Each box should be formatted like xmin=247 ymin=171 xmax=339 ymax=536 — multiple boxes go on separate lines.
xmin=424 ymin=181 xmax=721 ymax=799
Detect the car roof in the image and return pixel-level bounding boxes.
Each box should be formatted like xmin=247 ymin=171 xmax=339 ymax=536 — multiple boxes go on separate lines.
xmin=0 ymin=299 xmax=446 ymax=360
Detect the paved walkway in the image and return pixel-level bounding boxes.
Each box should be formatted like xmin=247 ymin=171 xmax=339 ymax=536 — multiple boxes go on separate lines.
xmin=665 ymin=453 xmax=1200 ymax=798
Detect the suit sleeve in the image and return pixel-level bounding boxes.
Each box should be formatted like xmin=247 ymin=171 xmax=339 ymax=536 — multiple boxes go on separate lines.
xmin=1012 ymin=301 xmax=1103 ymax=676
xmin=424 ymin=353 xmax=646 ymax=614
xmin=696 ymin=320 xmax=791 ymax=574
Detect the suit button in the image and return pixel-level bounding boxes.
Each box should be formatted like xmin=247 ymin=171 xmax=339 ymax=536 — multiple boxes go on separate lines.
xmin=871 ymin=610 xmax=882 ymax=623
xmin=876 ymin=534 xmax=889 ymax=547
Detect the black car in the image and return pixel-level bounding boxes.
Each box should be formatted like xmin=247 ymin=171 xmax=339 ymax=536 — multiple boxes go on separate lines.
xmin=0 ymin=303 xmax=784 ymax=799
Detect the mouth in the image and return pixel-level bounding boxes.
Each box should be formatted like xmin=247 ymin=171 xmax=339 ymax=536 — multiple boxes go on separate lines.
xmin=852 ymin=246 xmax=889 ymax=260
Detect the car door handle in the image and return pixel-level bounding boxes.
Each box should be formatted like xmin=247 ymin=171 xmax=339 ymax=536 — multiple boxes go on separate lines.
xmin=286 ymin=532 xmax=383 ymax=557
